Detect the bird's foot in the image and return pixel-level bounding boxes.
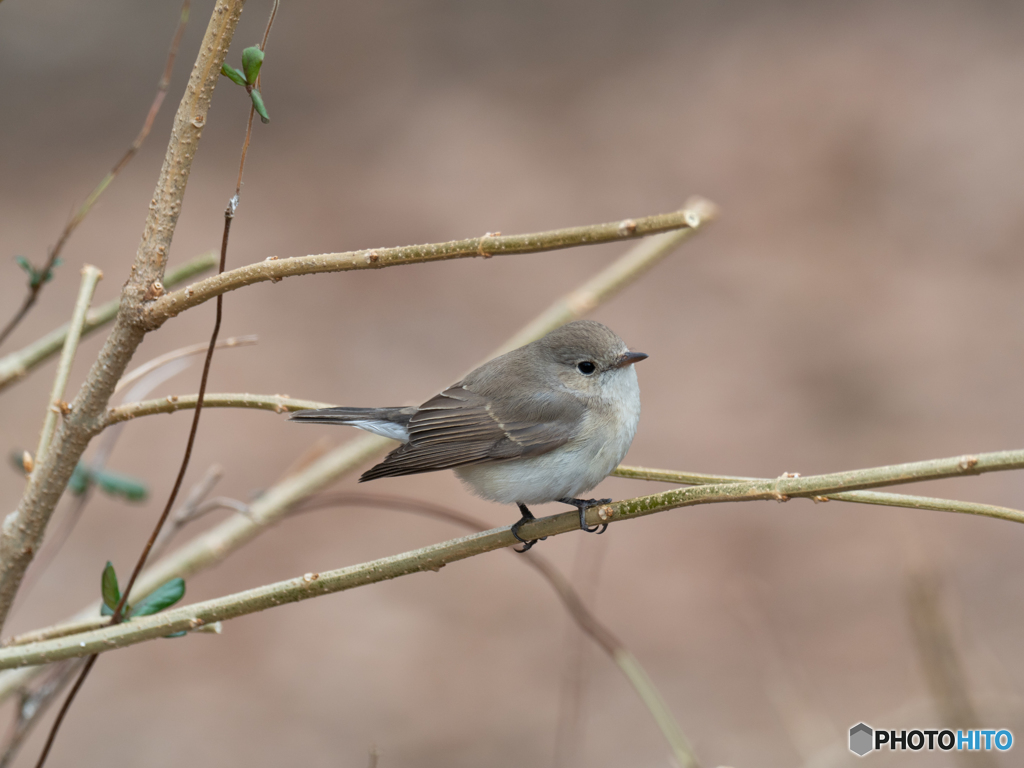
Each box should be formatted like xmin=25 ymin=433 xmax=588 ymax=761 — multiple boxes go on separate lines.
xmin=560 ymin=497 xmax=612 ymax=534
xmin=511 ymin=503 xmax=547 ymax=553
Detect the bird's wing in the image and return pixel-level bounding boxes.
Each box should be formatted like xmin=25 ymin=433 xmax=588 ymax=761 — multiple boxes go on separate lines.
xmin=359 ymin=383 xmax=583 ymax=481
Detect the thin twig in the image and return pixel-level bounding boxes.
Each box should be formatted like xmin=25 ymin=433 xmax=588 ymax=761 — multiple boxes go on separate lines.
xmin=103 ymin=392 xmax=330 ymax=426
xmin=260 ymin=0 xmax=279 ymax=50
xmin=114 ymin=335 xmax=258 ymax=395
xmin=5 ymin=447 xmax=1024 ymax=669
xmin=150 ymin=465 xmax=225 ymax=560
xmin=0 ymin=253 xmax=216 ymax=392
xmin=143 ymin=200 xmax=718 ymax=326
xmin=33 ymin=266 xmax=103 ymax=468
xmin=0 ymin=1 xmax=192 ymax=349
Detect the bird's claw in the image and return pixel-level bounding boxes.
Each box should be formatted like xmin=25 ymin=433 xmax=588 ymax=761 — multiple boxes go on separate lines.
xmin=511 ymin=506 xmax=546 ymax=554
xmin=564 ymin=497 xmax=612 ymax=534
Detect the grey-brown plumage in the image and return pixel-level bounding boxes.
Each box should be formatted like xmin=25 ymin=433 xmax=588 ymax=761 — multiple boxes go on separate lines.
xmin=289 ymin=320 xmax=647 ymax=550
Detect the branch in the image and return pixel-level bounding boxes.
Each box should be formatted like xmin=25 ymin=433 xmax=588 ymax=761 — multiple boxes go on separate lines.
xmin=3 ymin=448 xmax=1024 ymax=668
xmin=0 ymin=0 xmax=247 ymax=635
xmin=0 ymin=253 xmax=217 ymax=393
xmin=32 ymin=266 xmax=103 ymax=467
xmin=612 ymin=465 xmax=1024 ymax=524
xmin=0 ymin=220 xmax=711 ymax=675
xmin=101 ymin=393 xmax=330 ymax=428
xmin=142 ymin=199 xmax=717 ymax=327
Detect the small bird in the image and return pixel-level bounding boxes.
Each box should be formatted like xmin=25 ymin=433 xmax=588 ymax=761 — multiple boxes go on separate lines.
xmin=290 ymin=320 xmax=647 ymax=551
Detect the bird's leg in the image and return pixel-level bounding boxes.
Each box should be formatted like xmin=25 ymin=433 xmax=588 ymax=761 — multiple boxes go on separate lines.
xmin=559 ymin=498 xmax=612 ymax=534
xmin=511 ymin=503 xmax=547 ymax=553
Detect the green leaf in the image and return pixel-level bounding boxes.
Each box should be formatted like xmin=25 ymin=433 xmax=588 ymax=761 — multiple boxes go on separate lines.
xmin=221 ymin=63 xmax=246 ymax=86
xmin=163 ymin=630 xmax=188 ymax=638
xmin=101 ymin=562 xmax=120 ymax=613
xmin=250 ymin=89 xmax=270 ymax=124
xmin=93 ymin=469 xmax=148 ymax=502
xmin=128 ymin=577 xmax=185 ymax=618
xmin=240 ymin=46 xmax=264 ymax=85
xmin=68 ymin=462 xmax=92 ymax=495
xmin=14 ymin=256 xmax=61 ymax=288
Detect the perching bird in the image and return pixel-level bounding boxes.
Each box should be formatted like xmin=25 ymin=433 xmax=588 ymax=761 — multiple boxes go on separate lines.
xmin=289 ymin=320 xmax=646 ymax=551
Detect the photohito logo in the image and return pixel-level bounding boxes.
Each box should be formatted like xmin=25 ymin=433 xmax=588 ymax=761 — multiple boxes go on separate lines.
xmin=849 ymin=723 xmax=1013 ymax=757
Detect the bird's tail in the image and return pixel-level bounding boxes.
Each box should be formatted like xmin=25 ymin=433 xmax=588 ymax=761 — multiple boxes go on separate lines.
xmin=288 ymin=406 xmax=415 ymax=442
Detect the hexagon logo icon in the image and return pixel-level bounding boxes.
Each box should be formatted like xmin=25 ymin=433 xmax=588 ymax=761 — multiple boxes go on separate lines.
xmin=849 ymin=723 xmax=874 ymax=756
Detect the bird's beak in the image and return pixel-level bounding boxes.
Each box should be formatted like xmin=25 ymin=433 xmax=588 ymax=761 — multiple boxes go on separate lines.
xmin=612 ymin=351 xmax=648 ymax=369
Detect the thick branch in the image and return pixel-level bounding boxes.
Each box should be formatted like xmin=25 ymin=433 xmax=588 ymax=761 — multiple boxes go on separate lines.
xmin=0 ymin=0 xmax=246 ymax=634
xmin=0 ymin=253 xmax=216 ymax=392
xmin=142 ymin=200 xmax=716 ymax=327
xmin=2 ymin=448 xmax=1023 ymax=668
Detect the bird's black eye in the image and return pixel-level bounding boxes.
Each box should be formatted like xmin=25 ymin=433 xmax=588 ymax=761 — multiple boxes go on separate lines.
xmin=577 ymin=361 xmax=596 ymax=375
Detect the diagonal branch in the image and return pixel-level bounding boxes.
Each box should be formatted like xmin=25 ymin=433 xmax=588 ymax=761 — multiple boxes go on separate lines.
xmin=142 ymin=200 xmax=716 ymax=327
xmin=2 ymin=448 xmax=1024 ymax=668
xmin=32 ymin=266 xmax=103 ymax=467
xmin=0 ymin=0 xmax=248 ymax=635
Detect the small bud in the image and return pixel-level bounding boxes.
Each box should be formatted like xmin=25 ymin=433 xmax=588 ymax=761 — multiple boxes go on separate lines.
xmin=241 ymin=46 xmax=264 ymax=85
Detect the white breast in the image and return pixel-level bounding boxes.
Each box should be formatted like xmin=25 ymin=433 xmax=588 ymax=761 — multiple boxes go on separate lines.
xmin=455 ymin=365 xmax=641 ymax=505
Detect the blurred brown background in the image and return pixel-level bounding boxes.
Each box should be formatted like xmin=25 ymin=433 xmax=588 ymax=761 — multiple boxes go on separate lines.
xmin=4 ymin=0 xmax=1024 ymax=765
